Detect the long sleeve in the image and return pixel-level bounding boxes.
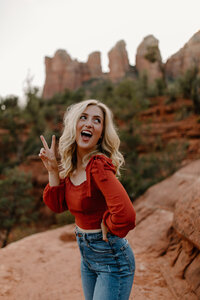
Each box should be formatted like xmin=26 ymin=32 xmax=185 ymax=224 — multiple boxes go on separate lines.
xmin=43 ymin=179 xmax=68 ymax=213
xmin=90 ymin=156 xmax=136 ymax=237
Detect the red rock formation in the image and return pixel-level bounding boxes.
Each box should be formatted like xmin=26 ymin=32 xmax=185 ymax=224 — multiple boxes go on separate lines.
xmin=136 ymin=35 xmax=163 ymax=83
xmin=138 ymin=96 xmax=200 ymax=161
xmin=133 ymin=159 xmax=200 ymax=299
xmin=42 ymin=50 xmax=102 ymax=99
xmin=42 ymin=50 xmax=72 ymax=99
xmin=108 ymin=40 xmax=130 ymax=82
xmin=87 ymin=51 xmax=102 ymax=77
xmin=42 ymin=31 xmax=200 ymax=98
xmin=42 ymin=40 xmax=131 ymax=99
xmin=165 ymin=30 xmax=200 ymax=79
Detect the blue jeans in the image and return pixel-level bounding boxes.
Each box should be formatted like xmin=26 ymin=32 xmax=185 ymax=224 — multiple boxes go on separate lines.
xmin=75 ymin=227 xmax=135 ymax=300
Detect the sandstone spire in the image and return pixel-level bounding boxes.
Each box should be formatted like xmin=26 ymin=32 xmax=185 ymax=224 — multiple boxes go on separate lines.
xmin=108 ymin=40 xmax=130 ymax=82
xmin=42 ymin=50 xmax=73 ymax=99
xmin=136 ymin=35 xmax=163 ymax=83
xmin=87 ymin=51 xmax=102 ymax=77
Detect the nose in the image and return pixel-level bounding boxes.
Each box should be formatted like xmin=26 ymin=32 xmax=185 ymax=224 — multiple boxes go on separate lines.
xmin=85 ymin=117 xmax=93 ymax=128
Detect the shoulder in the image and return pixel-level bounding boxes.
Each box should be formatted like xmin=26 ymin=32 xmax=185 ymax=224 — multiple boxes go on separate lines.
xmin=86 ymin=154 xmax=116 ymax=181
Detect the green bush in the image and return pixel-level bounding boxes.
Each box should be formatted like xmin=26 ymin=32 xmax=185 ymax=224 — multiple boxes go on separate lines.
xmin=154 ymin=78 xmax=166 ymax=96
xmin=165 ymin=82 xmax=179 ymax=104
xmin=0 ymin=168 xmax=38 ymax=247
xmin=178 ymin=67 xmax=198 ymax=98
xmin=55 ymin=211 xmax=75 ymax=226
xmin=174 ymin=106 xmax=192 ymax=121
xmin=145 ymin=45 xmax=159 ymax=63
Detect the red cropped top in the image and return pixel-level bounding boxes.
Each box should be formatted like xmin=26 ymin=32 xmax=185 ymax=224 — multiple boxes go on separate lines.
xmin=43 ymin=155 xmax=136 ymax=238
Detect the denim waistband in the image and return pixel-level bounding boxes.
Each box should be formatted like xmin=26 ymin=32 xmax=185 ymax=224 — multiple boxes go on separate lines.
xmin=75 ymin=225 xmax=117 ymax=241
xmin=76 ymin=224 xmax=102 ymax=234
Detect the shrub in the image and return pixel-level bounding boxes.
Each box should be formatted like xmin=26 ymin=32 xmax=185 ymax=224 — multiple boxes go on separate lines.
xmin=178 ymin=67 xmax=198 ymax=98
xmin=165 ymin=82 xmax=179 ymax=104
xmin=174 ymin=106 xmax=192 ymax=121
xmin=55 ymin=211 xmax=75 ymax=226
xmin=0 ymin=168 xmax=38 ymax=247
xmin=145 ymin=45 xmax=159 ymax=63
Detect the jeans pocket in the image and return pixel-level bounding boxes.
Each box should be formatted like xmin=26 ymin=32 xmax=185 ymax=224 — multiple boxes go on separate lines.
xmin=87 ymin=240 xmax=113 ymax=254
xmin=107 ymin=234 xmax=121 ymax=244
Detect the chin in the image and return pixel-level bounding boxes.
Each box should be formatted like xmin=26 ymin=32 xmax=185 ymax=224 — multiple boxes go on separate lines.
xmin=78 ymin=143 xmax=98 ymax=153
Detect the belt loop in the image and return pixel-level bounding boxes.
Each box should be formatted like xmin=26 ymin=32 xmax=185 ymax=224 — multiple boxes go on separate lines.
xmin=84 ymin=234 xmax=90 ymax=246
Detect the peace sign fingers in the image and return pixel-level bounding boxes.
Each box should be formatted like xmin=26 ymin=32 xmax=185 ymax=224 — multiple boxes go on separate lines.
xmin=39 ymin=135 xmax=58 ymax=173
xmin=40 ymin=135 xmax=50 ymax=151
xmin=50 ymin=135 xmax=56 ymax=152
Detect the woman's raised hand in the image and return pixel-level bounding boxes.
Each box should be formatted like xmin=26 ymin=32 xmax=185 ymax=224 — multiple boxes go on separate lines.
xmin=39 ymin=135 xmax=58 ymax=173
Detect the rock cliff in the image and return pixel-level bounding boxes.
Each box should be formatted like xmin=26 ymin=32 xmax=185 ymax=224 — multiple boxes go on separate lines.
xmin=0 ymin=160 xmax=199 ymax=299
xmin=42 ymin=50 xmax=102 ymax=99
xmin=42 ymin=30 xmax=200 ymax=99
xmin=165 ymin=30 xmax=200 ymax=79
xmin=134 ymin=159 xmax=200 ymax=299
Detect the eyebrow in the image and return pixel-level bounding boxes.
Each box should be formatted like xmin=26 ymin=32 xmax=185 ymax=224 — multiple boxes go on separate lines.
xmin=81 ymin=112 xmax=103 ymax=119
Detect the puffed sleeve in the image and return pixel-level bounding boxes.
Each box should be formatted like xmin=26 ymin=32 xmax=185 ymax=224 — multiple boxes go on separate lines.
xmin=91 ymin=156 xmax=136 ymax=238
xmin=43 ymin=179 xmax=68 ymax=213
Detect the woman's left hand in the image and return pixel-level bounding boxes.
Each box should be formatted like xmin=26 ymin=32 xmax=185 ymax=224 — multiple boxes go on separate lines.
xmin=101 ymin=220 xmax=108 ymax=242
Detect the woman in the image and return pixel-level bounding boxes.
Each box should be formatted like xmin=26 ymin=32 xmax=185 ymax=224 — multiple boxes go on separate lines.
xmin=39 ymin=99 xmax=136 ymax=300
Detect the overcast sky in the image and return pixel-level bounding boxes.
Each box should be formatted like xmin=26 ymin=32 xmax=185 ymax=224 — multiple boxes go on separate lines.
xmin=0 ymin=0 xmax=200 ymax=101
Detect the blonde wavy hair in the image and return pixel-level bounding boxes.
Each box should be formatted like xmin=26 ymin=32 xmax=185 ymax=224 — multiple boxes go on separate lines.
xmin=59 ymin=99 xmax=124 ymax=178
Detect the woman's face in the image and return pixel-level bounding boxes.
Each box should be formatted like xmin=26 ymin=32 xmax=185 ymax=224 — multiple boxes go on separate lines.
xmin=76 ymin=105 xmax=104 ymax=156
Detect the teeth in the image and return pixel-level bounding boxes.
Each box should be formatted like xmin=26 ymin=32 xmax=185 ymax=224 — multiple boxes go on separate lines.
xmin=81 ymin=130 xmax=92 ymax=137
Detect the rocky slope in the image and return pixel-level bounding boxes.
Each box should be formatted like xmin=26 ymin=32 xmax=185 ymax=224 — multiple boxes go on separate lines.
xmin=138 ymin=97 xmax=200 ymax=161
xmin=1 ymin=160 xmax=199 ymax=299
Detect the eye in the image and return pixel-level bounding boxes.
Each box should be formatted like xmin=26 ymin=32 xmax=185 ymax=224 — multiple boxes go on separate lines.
xmin=94 ymin=118 xmax=101 ymax=124
xmin=80 ymin=115 xmax=86 ymax=120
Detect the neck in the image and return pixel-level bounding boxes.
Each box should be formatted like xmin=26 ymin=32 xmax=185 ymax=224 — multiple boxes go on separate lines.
xmin=76 ymin=147 xmax=98 ymax=171
xmin=76 ymin=149 xmax=88 ymax=170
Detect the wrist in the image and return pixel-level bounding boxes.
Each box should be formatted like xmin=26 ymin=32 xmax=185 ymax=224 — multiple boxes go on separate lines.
xmin=48 ymin=168 xmax=59 ymax=175
xmin=48 ymin=170 xmax=60 ymax=187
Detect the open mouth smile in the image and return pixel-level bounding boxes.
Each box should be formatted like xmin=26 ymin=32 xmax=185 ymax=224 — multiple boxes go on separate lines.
xmin=81 ymin=130 xmax=93 ymax=138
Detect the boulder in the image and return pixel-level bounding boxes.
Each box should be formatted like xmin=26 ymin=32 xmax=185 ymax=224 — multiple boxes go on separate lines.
xmin=134 ymin=159 xmax=200 ymax=299
xmin=173 ymin=181 xmax=200 ymax=249
xmin=136 ymin=35 xmax=163 ymax=83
